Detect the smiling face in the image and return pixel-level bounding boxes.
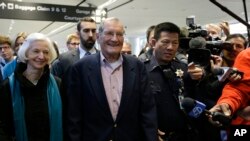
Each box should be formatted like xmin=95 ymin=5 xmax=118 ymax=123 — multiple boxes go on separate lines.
xmin=97 ymin=19 xmax=124 ymax=60
xmin=153 ymin=32 xmax=179 ymax=64
xmin=26 ymin=40 xmax=50 ymax=70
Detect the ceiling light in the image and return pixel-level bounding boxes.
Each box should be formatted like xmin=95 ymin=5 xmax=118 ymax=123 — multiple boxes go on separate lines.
xmin=8 ymin=20 xmax=15 ymax=36
xmin=46 ymin=23 xmax=75 ymax=37
xmin=98 ymin=0 xmax=117 ymax=9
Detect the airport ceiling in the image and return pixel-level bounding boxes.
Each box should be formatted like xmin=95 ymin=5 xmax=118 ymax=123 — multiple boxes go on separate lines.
xmin=0 ymin=0 xmax=249 ymax=49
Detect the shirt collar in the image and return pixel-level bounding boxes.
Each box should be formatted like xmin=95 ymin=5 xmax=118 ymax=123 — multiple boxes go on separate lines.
xmin=78 ymin=45 xmax=97 ymax=59
xmin=148 ymin=55 xmax=174 ymax=72
xmin=148 ymin=55 xmax=161 ymax=72
xmin=100 ymin=52 xmax=123 ymax=70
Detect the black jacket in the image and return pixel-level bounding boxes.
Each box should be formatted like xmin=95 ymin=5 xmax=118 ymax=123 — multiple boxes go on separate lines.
xmin=63 ymin=52 xmax=157 ymax=141
xmin=0 ymin=63 xmax=61 ymax=141
xmin=144 ymin=56 xmax=190 ymax=132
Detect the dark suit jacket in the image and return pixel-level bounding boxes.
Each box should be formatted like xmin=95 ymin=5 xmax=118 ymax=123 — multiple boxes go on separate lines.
xmin=51 ymin=49 xmax=80 ymax=79
xmin=63 ymin=52 xmax=157 ymax=141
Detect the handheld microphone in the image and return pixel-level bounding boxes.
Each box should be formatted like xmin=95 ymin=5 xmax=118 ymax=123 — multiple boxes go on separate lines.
xmin=181 ymin=97 xmax=231 ymax=126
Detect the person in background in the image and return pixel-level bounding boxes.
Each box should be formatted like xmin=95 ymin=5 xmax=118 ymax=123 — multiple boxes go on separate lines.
xmin=64 ymin=17 xmax=157 ymax=141
xmin=52 ymin=41 xmax=60 ymax=59
xmin=0 ymin=33 xmax=62 ymax=141
xmin=121 ymin=41 xmax=132 ymax=55
xmin=205 ymin=21 xmax=230 ymax=41
xmin=0 ymin=35 xmax=14 ymax=65
xmin=0 ymin=35 xmax=14 ymax=75
xmin=66 ymin=33 xmax=80 ymax=51
xmin=13 ymin=32 xmax=28 ymax=55
xmin=220 ymin=34 xmax=247 ymax=67
xmin=138 ymin=25 xmax=155 ymax=61
xmin=1 ymin=32 xmax=28 ymax=80
xmin=175 ymin=27 xmax=190 ymax=64
xmin=51 ymin=17 xmax=98 ymax=79
xmin=0 ymin=56 xmax=3 ymax=82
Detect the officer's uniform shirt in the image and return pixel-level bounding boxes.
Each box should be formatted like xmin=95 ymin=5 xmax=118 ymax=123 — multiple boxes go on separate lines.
xmin=143 ymin=55 xmax=192 ymax=134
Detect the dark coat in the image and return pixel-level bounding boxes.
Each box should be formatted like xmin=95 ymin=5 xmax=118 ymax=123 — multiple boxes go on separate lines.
xmin=0 ymin=63 xmax=61 ymax=141
xmin=63 ymin=52 xmax=157 ymax=141
xmin=144 ymin=57 xmax=190 ymax=132
xmin=51 ymin=48 xmax=81 ymax=79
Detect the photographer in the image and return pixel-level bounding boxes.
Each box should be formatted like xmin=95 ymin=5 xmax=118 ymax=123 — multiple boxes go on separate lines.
xmin=191 ymin=33 xmax=247 ymax=104
xmin=186 ymin=33 xmax=247 ymax=141
xmin=209 ymin=48 xmax=250 ymax=140
xmin=220 ymin=34 xmax=247 ymax=67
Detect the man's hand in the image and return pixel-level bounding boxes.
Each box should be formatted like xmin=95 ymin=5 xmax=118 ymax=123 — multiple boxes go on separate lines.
xmin=219 ymin=21 xmax=230 ymax=36
xmin=209 ymin=103 xmax=231 ymax=126
xmin=228 ymin=68 xmax=243 ymax=82
xmin=158 ymin=129 xmax=165 ymax=141
xmin=210 ymin=55 xmax=223 ymax=68
xmin=187 ymin=62 xmax=204 ymax=80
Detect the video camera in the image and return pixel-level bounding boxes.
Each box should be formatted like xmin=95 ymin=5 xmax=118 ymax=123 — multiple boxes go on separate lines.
xmin=182 ymin=16 xmax=235 ymax=67
xmin=179 ymin=16 xmax=208 ymax=50
xmin=186 ymin=16 xmax=208 ymax=38
xmin=206 ymin=41 xmax=233 ymax=55
xmin=187 ymin=40 xmax=234 ymax=67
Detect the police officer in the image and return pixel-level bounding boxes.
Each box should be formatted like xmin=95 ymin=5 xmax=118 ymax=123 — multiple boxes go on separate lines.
xmin=143 ymin=22 xmax=204 ymax=141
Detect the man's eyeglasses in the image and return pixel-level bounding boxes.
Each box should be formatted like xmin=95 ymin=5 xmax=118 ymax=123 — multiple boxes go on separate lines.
xmin=0 ymin=46 xmax=11 ymax=51
xmin=103 ymin=31 xmax=124 ymax=38
xmin=69 ymin=42 xmax=80 ymax=46
xmin=121 ymin=51 xmax=132 ymax=55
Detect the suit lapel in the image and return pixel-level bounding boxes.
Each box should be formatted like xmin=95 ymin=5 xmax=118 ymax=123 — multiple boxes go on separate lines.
xmin=88 ymin=53 xmax=113 ymax=119
xmin=71 ymin=49 xmax=80 ymax=63
xmin=116 ymin=56 xmax=136 ymax=122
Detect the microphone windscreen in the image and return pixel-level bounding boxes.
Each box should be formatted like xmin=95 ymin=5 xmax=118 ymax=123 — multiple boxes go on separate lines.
xmin=189 ymin=37 xmax=206 ymax=49
xmin=181 ymin=97 xmax=196 ymax=113
xmin=181 ymin=97 xmax=206 ymax=118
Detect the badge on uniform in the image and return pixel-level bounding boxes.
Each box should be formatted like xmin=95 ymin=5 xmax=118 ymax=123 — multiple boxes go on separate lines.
xmin=175 ymin=69 xmax=185 ymax=109
xmin=175 ymin=69 xmax=184 ymax=78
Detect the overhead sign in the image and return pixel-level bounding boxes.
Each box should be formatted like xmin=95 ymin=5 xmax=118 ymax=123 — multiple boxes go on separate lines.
xmin=0 ymin=0 xmax=101 ymax=22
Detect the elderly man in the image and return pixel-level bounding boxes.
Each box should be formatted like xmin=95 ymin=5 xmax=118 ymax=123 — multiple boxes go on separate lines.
xmin=64 ymin=17 xmax=157 ymax=141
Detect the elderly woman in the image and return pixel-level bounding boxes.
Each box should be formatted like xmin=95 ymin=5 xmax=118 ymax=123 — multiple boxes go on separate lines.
xmin=0 ymin=33 xmax=62 ymax=141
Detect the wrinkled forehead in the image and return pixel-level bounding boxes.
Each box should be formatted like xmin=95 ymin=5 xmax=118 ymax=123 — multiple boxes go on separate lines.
xmin=103 ymin=20 xmax=124 ymax=32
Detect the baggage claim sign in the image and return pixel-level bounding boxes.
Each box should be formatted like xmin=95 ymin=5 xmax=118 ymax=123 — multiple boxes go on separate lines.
xmin=0 ymin=0 xmax=107 ymax=22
